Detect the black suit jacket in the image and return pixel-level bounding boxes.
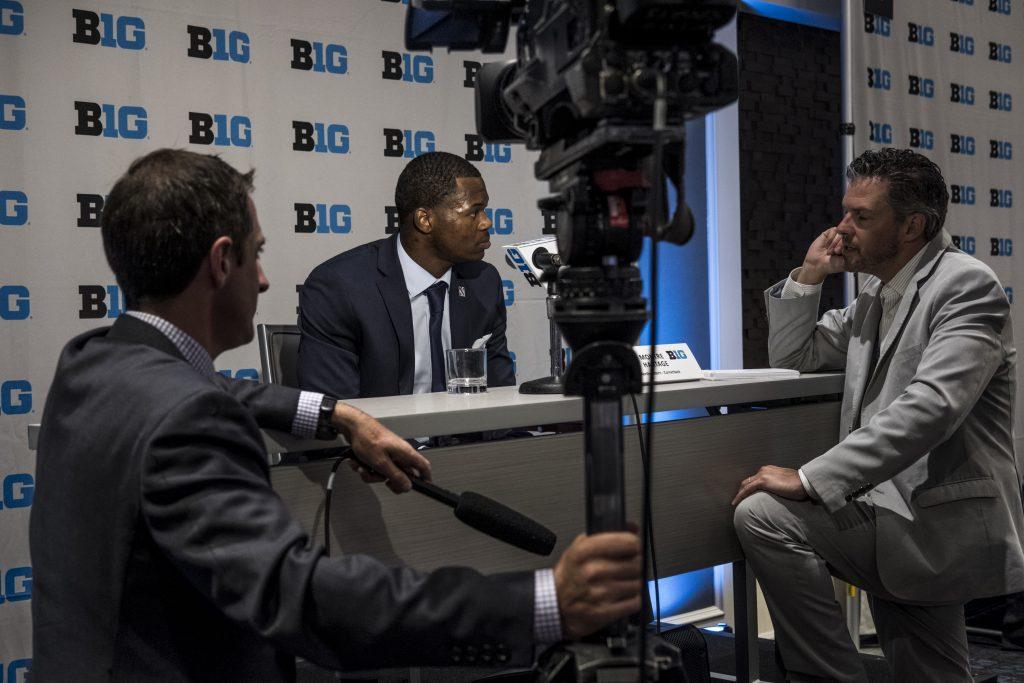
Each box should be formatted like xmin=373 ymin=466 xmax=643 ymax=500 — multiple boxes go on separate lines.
xmin=30 ymin=315 xmax=534 ymax=682
xmin=297 ymin=234 xmax=515 ymax=398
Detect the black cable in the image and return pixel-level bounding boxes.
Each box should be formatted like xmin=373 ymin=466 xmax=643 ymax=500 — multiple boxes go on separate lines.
xmin=324 ymin=456 xmax=346 ymax=555
xmin=630 ymin=392 xmax=662 ymax=635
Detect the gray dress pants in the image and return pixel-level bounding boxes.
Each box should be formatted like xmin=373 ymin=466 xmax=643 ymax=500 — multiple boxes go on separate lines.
xmin=733 ymin=491 xmax=971 ymax=682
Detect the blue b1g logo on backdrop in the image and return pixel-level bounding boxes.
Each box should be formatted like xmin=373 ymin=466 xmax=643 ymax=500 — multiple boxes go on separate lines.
xmin=989 ymin=90 xmax=1012 ymax=111
xmin=990 ymin=189 xmax=1013 ymax=208
xmin=863 ymin=12 xmax=891 ymax=35
xmin=465 ymin=134 xmax=511 ymax=163
xmin=0 ymin=380 xmax=31 ymax=415
xmin=0 ymin=285 xmax=29 ymax=320
xmin=292 ymin=121 xmax=349 ymax=153
xmin=383 ymin=128 xmax=436 ymax=158
xmin=0 ymin=94 xmax=25 ymax=130
xmin=949 ymin=83 xmax=974 ymax=105
xmin=951 ymin=235 xmax=976 ymax=254
xmin=217 ymin=368 xmax=259 ymax=381
xmin=502 ymin=280 xmax=515 ymax=307
xmin=74 ymin=101 xmax=147 ymax=139
xmin=78 ymin=284 xmax=125 ymax=319
xmin=951 ymin=185 xmax=976 ymax=205
xmin=294 ymin=203 xmax=351 ymax=234
xmin=949 ymin=32 xmax=975 ymax=55
xmin=0 ymin=566 xmax=31 ymax=603
xmin=950 ymin=134 xmax=975 ymax=155
xmin=867 ymin=67 xmax=891 ymax=90
xmin=0 ymin=0 xmax=23 ymax=35
xmin=1 ymin=473 xmax=33 ymax=510
xmin=188 ymin=112 xmax=251 ymax=147
xmin=291 ymin=39 xmax=347 ymax=74
xmin=988 ymin=0 xmax=1011 ymax=15
xmin=486 ymin=208 xmax=513 ymax=235
xmin=989 ymin=41 xmax=1012 ymax=63
xmin=72 ymin=9 xmax=144 ymax=49
xmin=1 ymin=660 xmax=30 ymax=683
xmin=907 ymin=22 xmax=934 ymax=46
xmin=992 ymin=238 xmax=1013 ymax=255
xmin=0 ymin=190 xmax=27 ymax=226
xmin=77 ymin=193 xmax=104 ymax=227
xmin=384 ymin=205 xmax=400 ymax=234
xmin=908 ymin=75 xmax=934 ymax=97
xmin=991 ymin=139 xmax=1013 ymax=160
xmin=909 ymin=127 xmax=934 ymax=149
xmin=187 ymin=25 xmax=249 ymax=62
xmin=381 ymin=51 xmax=434 ymax=83
xmin=869 ymin=120 xmax=892 ymax=144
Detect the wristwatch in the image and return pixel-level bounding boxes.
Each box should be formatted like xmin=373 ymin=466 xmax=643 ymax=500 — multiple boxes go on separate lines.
xmin=316 ymin=396 xmax=338 ymax=440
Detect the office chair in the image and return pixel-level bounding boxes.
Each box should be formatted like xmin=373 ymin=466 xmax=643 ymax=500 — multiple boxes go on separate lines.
xmin=256 ymin=324 xmax=301 ymax=388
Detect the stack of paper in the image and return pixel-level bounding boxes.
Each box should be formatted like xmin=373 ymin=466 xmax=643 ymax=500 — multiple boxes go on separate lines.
xmin=701 ymin=368 xmax=801 ymax=381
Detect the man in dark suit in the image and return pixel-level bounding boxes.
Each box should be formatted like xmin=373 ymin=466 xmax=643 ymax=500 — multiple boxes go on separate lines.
xmin=298 ymin=152 xmax=514 ymax=398
xmin=29 ymin=149 xmax=643 ymax=681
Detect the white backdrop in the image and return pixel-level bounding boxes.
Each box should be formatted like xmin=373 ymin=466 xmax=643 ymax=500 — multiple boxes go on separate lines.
xmin=0 ymin=1 xmax=555 ymax=670
xmin=850 ymin=0 xmax=1023 ymax=438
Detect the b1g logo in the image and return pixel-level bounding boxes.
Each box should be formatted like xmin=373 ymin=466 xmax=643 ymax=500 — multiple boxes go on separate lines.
xmin=77 ymin=193 xmax=104 ymax=227
xmin=907 ymin=22 xmax=934 ymax=46
xmin=0 ymin=94 xmax=26 ymax=130
xmin=0 ymin=190 xmax=27 ymax=226
xmin=665 ymin=349 xmax=688 ymax=360
xmin=990 ymin=189 xmax=1013 ymax=208
xmin=866 ymin=67 xmax=891 ymax=90
xmin=383 ymin=128 xmax=435 ymax=158
xmin=290 ymin=39 xmax=347 ymax=74
xmin=0 ymin=285 xmax=29 ymax=320
xmin=0 ymin=0 xmax=24 ymax=35
xmin=990 ymin=90 xmax=1012 ymax=111
xmin=384 ymin=205 xmax=400 ymax=234
xmin=187 ymin=25 xmax=250 ymax=63
xmin=988 ymin=0 xmax=1011 ymax=15
xmin=0 ymin=380 xmax=31 ymax=415
xmin=74 ymin=101 xmax=147 ymax=139
xmin=989 ymin=41 xmax=1012 ymax=63
xmin=381 ymin=51 xmax=434 ymax=83
xmin=949 ymin=83 xmax=974 ymax=104
xmin=294 ymin=203 xmax=351 ymax=234
xmin=991 ymin=139 xmax=1013 ymax=160
xmin=949 ymin=32 xmax=975 ymax=55
xmin=868 ymin=120 xmax=892 ymax=144
xmin=949 ymin=133 xmax=975 ymax=155
xmin=950 ymin=184 xmax=976 ymax=205
xmin=908 ymin=75 xmax=934 ymax=98
xmin=908 ymin=127 xmax=934 ymax=149
xmin=506 ymin=248 xmax=539 ymax=286
xmin=0 ymin=660 xmax=30 ymax=683
xmin=863 ymin=12 xmax=891 ymax=36
xmin=951 ymin=235 xmax=976 ymax=254
xmin=0 ymin=567 xmax=31 ymax=603
xmin=465 ymin=134 xmax=511 ymax=163
xmin=463 ymin=60 xmax=481 ymax=87
xmin=78 ymin=284 xmax=125 ymax=319
xmin=72 ymin=9 xmax=144 ymax=50
xmin=217 ymin=368 xmax=259 ymax=381
xmin=485 ymin=208 xmax=513 ymax=235
xmin=0 ymin=473 xmax=33 ymax=510
xmin=292 ymin=121 xmax=349 ymax=154
xmin=991 ymin=237 xmax=1013 ymax=255
xmin=188 ymin=112 xmax=251 ymax=148
xmin=502 ymin=279 xmax=515 ymax=307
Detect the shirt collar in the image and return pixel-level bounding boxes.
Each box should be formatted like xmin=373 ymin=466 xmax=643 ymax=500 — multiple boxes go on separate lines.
xmin=124 ymin=311 xmax=216 ymax=377
xmin=880 ymin=244 xmax=928 ymax=304
xmin=396 ymin=235 xmax=452 ymax=299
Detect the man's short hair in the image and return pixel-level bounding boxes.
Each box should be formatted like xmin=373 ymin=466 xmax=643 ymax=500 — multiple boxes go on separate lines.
xmin=101 ymin=149 xmax=254 ymax=308
xmin=394 ymin=151 xmax=482 ymax=225
xmin=846 ymin=148 xmax=949 ymax=241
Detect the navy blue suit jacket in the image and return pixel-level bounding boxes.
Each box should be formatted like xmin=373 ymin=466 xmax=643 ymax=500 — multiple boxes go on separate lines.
xmin=298 ymin=234 xmax=515 ymax=399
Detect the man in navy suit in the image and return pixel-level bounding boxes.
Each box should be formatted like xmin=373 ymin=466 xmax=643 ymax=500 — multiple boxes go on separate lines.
xmin=298 ymin=152 xmax=515 ymax=398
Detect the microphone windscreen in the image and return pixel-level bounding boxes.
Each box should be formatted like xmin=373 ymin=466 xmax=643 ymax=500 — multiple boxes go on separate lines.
xmin=454 ymin=491 xmax=556 ymax=556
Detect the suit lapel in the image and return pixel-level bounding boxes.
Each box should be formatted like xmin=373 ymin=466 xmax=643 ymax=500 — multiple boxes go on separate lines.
xmin=449 ymin=266 xmax=486 ymax=349
xmin=377 ymin=235 xmax=416 ymax=394
xmin=848 ymin=286 xmax=883 ymax=427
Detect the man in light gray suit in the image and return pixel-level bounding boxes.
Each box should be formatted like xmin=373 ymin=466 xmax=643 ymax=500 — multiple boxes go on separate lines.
xmin=732 ymin=148 xmax=1024 ymax=682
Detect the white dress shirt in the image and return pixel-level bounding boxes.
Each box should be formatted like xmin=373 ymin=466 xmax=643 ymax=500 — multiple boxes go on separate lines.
xmin=396 ymin=238 xmax=453 ymax=394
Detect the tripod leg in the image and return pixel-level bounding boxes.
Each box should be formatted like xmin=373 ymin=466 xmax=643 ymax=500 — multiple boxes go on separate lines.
xmin=733 ymin=560 xmax=761 ymax=683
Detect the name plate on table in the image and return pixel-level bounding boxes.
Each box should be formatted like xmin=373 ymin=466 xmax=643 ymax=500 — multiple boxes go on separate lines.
xmin=633 ymin=343 xmax=703 ymax=384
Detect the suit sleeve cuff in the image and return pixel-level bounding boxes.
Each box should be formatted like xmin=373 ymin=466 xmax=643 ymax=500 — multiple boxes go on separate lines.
xmin=781 ymin=269 xmax=823 ymax=298
xmin=798 ymin=468 xmax=819 ymax=501
xmin=291 ymin=391 xmax=323 ymax=439
xmin=534 ymin=569 xmax=562 ymax=643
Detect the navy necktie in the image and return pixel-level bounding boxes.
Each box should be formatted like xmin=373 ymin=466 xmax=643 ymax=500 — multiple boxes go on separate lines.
xmin=424 ymin=281 xmax=448 ymax=392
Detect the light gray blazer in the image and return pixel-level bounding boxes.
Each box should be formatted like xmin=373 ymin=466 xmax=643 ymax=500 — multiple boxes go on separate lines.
xmin=765 ymin=235 xmax=1024 ymax=603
